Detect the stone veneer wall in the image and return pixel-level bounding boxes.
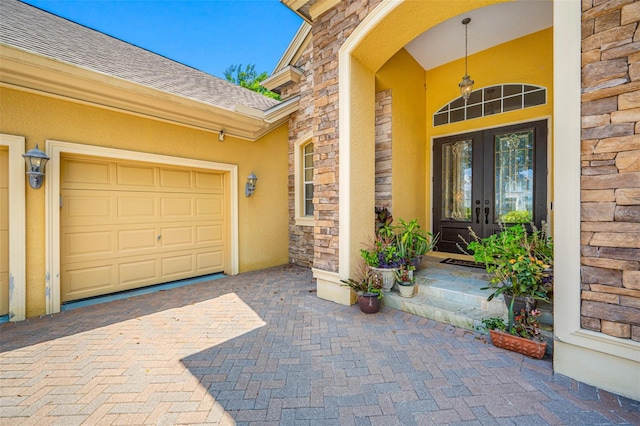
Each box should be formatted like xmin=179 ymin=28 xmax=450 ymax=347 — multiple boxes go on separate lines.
xmin=284 ymin=40 xmax=315 ymax=268
xmin=310 ymin=0 xmax=382 ymax=273
xmin=375 ymin=90 xmax=392 ymax=209
xmin=580 ymin=0 xmax=640 ymax=341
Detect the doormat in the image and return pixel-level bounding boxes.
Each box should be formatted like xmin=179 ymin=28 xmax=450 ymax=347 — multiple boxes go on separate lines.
xmin=440 ymin=258 xmax=486 ymax=269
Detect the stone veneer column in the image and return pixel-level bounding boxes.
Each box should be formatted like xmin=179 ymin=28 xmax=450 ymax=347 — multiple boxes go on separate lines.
xmin=375 ymin=90 xmax=392 ymax=209
xmin=283 ymin=42 xmax=315 ymax=268
xmin=580 ymin=0 xmax=640 ymax=341
xmin=310 ymin=0 xmax=382 ymax=273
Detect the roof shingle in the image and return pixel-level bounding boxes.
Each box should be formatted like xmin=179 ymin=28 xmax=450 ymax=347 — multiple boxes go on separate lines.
xmin=0 ymin=0 xmax=281 ymax=112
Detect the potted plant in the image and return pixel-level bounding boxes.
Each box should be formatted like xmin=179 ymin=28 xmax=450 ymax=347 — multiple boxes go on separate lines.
xmin=479 ymin=308 xmax=547 ymax=359
xmin=360 ymin=224 xmax=403 ymax=293
xmin=341 ymin=262 xmax=384 ymax=314
xmin=396 ymin=218 xmax=439 ymax=270
xmin=395 ymin=263 xmax=416 ymax=298
xmin=460 ymin=223 xmax=553 ymax=355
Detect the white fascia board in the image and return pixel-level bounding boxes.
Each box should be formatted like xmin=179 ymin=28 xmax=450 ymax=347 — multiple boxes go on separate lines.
xmin=264 ymin=96 xmax=300 ymax=123
xmin=272 ymin=22 xmax=312 ymax=74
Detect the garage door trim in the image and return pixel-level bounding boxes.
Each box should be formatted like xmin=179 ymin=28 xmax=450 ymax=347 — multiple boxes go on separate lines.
xmin=0 ymin=134 xmax=26 ymax=321
xmin=45 ymin=140 xmax=239 ymax=315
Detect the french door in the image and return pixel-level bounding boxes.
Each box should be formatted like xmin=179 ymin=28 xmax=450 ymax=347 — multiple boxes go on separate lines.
xmin=433 ymin=120 xmax=548 ymax=253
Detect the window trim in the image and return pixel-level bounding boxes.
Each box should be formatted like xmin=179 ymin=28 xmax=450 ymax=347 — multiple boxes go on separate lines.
xmin=433 ymin=84 xmax=547 ymax=126
xmin=295 ymin=133 xmax=314 ymax=227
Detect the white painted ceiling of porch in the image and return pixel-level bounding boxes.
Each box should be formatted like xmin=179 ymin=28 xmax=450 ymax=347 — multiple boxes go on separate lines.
xmin=405 ymin=0 xmax=553 ymax=71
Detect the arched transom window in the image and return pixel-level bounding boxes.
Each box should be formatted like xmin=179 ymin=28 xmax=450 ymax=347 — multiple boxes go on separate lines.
xmin=434 ymin=84 xmax=547 ymax=126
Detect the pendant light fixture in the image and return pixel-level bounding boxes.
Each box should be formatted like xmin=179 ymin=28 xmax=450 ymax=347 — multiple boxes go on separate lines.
xmin=459 ymin=17 xmax=474 ymax=101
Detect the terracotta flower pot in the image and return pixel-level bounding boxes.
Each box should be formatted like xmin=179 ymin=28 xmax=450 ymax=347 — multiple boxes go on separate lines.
xmin=489 ymin=329 xmax=547 ymax=359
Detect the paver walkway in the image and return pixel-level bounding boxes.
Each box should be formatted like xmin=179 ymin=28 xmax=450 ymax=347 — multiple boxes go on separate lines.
xmin=1 ymin=265 xmax=639 ymax=425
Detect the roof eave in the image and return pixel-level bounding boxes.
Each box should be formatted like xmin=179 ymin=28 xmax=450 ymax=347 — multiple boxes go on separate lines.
xmin=280 ymin=0 xmax=341 ymax=23
xmin=0 ymin=44 xmax=285 ymax=141
xmin=262 ymin=66 xmax=304 ymax=92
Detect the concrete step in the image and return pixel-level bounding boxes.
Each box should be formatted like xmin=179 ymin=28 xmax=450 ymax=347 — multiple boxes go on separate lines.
xmin=382 ymin=256 xmax=554 ymax=354
xmin=414 ymin=276 xmax=507 ymax=316
xmin=383 ymin=290 xmax=499 ymax=331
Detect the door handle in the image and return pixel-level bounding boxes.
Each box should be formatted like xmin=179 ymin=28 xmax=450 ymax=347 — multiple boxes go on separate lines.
xmin=484 ymin=207 xmax=490 ymax=224
xmin=475 ymin=207 xmax=481 ymax=224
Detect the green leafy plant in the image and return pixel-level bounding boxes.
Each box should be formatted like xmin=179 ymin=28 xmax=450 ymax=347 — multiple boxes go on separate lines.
xmin=375 ymin=207 xmax=393 ymax=235
xmin=396 ymin=218 xmax=439 ymax=261
xmin=360 ymin=221 xmax=402 ymax=268
xmin=341 ymin=260 xmax=384 ymax=299
xmin=499 ymin=210 xmax=533 ymax=224
xmin=480 ymin=308 xmax=545 ymax=342
xmin=395 ymin=263 xmax=415 ymax=284
xmin=459 ymin=222 xmax=553 ymax=332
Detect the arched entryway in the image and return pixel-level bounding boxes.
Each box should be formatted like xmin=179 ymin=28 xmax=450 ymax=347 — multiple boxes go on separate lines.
xmin=337 ymin=0 xmax=556 ymax=280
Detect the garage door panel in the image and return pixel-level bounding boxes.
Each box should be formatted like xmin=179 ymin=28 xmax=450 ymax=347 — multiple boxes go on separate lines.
xmin=160 ymin=197 xmax=193 ymax=217
xmin=64 ymin=230 xmax=112 ymax=258
xmin=0 ymin=230 xmax=7 ymax=271
xmin=61 ymin=155 xmax=227 ymax=303
xmin=196 ymin=172 xmax=223 ymax=192
xmin=160 ymin=226 xmax=193 ymax=247
xmin=160 ymin=168 xmax=193 ymax=189
xmin=64 ymin=158 xmax=112 ymax=186
xmin=119 ymin=259 xmax=158 ymax=285
xmin=65 ymin=195 xmax=112 ymax=221
xmin=197 ymin=250 xmax=224 ymax=271
xmin=118 ymin=228 xmax=157 ymax=252
xmin=0 ymin=189 xmax=7 ymax=230
xmin=116 ymin=163 xmax=156 ymax=187
xmin=117 ymin=196 xmax=157 ymax=219
xmin=196 ymin=196 xmax=223 ymax=218
xmin=197 ymin=224 xmax=223 ymax=244
xmin=161 ymin=254 xmax=194 ymax=278
xmin=64 ymin=264 xmax=113 ymax=295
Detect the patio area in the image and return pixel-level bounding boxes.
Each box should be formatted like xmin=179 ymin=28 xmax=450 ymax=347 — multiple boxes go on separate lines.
xmin=1 ymin=264 xmax=638 ymax=425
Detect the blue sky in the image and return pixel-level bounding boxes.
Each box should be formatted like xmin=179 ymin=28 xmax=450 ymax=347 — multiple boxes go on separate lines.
xmin=22 ymin=0 xmax=303 ymax=78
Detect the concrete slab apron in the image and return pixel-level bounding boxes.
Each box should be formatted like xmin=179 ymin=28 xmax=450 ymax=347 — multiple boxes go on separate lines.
xmin=1 ymin=265 xmax=638 ymax=425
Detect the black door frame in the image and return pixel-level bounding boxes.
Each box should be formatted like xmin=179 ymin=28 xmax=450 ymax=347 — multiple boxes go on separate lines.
xmin=433 ymin=120 xmax=548 ymax=254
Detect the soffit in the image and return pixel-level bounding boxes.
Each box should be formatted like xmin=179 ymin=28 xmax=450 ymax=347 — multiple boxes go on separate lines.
xmin=405 ymin=0 xmax=553 ymax=71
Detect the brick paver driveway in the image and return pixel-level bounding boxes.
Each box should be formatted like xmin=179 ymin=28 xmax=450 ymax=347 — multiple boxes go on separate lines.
xmin=1 ymin=265 xmax=639 ymax=425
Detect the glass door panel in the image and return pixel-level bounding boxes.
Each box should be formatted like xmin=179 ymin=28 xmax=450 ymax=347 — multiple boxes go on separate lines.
xmin=494 ymin=130 xmax=534 ymax=224
xmin=442 ymin=140 xmax=472 ymax=221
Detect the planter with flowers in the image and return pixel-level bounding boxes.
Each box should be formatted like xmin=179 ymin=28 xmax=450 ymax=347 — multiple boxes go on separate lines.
xmin=360 ymin=223 xmax=403 ymax=293
xmin=461 ymin=223 xmax=553 ymax=357
xmin=395 ymin=264 xmax=416 ymax=298
xmin=480 ymin=309 xmax=547 ymax=359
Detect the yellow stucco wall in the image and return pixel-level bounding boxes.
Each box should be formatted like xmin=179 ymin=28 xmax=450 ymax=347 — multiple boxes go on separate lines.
xmin=0 ymin=87 xmax=289 ymax=317
xmin=425 ymin=28 xmax=554 ymax=227
xmin=375 ymin=48 xmax=427 ymax=228
xmin=426 ymin=28 xmax=553 ymax=137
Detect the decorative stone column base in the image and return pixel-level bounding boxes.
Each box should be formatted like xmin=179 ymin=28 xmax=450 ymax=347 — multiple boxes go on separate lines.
xmin=312 ymin=268 xmax=356 ymax=306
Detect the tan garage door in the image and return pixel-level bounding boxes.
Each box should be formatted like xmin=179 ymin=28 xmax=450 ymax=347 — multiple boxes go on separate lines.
xmin=60 ymin=155 xmax=226 ymax=302
xmin=0 ymin=147 xmax=8 ymax=316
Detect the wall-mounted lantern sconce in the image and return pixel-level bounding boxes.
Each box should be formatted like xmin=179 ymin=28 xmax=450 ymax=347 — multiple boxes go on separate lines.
xmin=245 ymin=172 xmax=258 ymax=197
xmin=22 ymin=144 xmax=50 ymax=189
xmin=218 ymin=130 xmax=225 ymax=142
